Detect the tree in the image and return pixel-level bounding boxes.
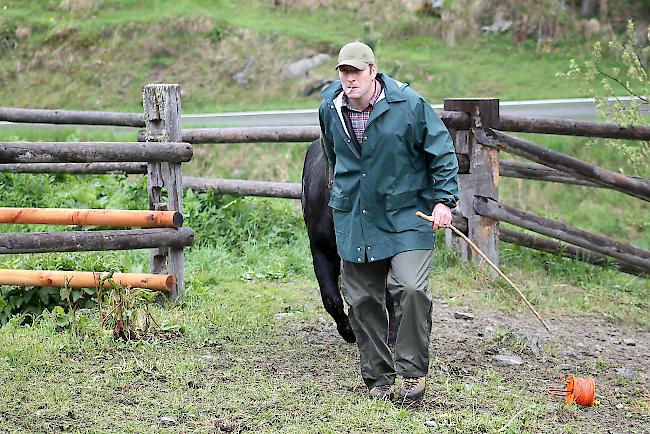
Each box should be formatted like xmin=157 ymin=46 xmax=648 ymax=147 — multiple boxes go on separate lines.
xmin=560 ymin=20 xmax=649 ymax=176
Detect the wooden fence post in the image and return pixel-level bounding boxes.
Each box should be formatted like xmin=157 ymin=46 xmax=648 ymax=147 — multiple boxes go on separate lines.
xmin=443 ymin=98 xmax=500 ymax=270
xmin=143 ymin=84 xmax=184 ymax=298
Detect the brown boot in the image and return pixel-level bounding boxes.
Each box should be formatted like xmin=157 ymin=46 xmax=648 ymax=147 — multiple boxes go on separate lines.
xmin=369 ymin=384 xmax=394 ymax=400
xmin=397 ymin=377 xmax=426 ymax=402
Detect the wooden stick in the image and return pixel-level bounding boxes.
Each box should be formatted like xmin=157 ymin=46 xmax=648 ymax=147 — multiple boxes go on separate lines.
xmin=416 ymin=211 xmax=551 ymax=332
xmin=0 ymin=269 xmax=174 ymax=291
xmin=0 ymin=208 xmax=183 ymax=228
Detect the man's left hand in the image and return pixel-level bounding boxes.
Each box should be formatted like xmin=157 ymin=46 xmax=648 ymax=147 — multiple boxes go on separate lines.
xmin=431 ymin=203 xmax=452 ymax=230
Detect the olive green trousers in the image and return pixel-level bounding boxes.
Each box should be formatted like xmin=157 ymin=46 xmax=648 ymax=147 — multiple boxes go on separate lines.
xmin=341 ymin=249 xmax=434 ymax=389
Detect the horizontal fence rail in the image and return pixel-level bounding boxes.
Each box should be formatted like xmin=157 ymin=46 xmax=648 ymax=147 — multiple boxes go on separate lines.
xmin=0 ymin=208 xmax=183 ymax=228
xmin=0 ymin=228 xmax=194 ymax=254
xmin=0 ymin=107 xmax=145 ymax=127
xmin=477 ymin=129 xmax=650 ymax=201
xmin=0 ymin=269 xmax=174 ymax=291
xmin=0 ymin=162 xmax=148 ymax=174
xmin=0 ymin=142 xmax=193 ymax=163
xmin=474 ymin=197 xmax=650 ymax=272
xmin=184 ymin=177 xmax=302 ymax=199
xmin=499 ymin=115 xmax=650 ymax=140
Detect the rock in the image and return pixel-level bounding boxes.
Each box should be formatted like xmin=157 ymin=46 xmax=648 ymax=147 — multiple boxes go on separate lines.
xmin=615 ymin=367 xmax=638 ymax=381
xmin=556 ymin=364 xmax=573 ymax=371
xmin=616 ymin=403 xmax=624 ymax=410
xmin=301 ymin=78 xmax=334 ymax=96
xmin=561 ymin=348 xmax=578 ymax=358
xmin=159 ymin=416 xmax=177 ymax=426
xmin=213 ymin=418 xmax=235 ymax=432
xmin=525 ymin=334 xmax=543 ymax=356
xmin=454 ymin=311 xmax=475 ymax=320
xmin=622 ymin=338 xmax=636 ymax=346
xmin=424 ymin=419 xmax=438 ymax=428
xmin=493 ymin=355 xmax=523 ymax=366
xmin=274 ymin=312 xmax=295 ymax=321
xmin=200 ymin=354 xmax=215 ymax=361
xmin=284 ymin=53 xmax=331 ymax=78
xmin=233 ymin=57 xmax=254 ymax=85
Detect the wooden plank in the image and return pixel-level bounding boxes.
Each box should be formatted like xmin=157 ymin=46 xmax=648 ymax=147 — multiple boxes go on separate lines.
xmin=184 ymin=177 xmax=302 ymax=198
xmin=143 ymin=84 xmax=184 ymax=298
xmin=0 ymin=107 xmax=144 ymax=127
xmin=479 ymin=128 xmax=650 ymax=201
xmin=0 ymin=162 xmax=147 ymax=174
xmin=474 ymin=197 xmax=650 ymax=271
xmin=499 ymin=115 xmax=650 ymax=141
xmin=500 ymin=160 xmax=602 ymax=187
xmin=0 ymin=228 xmax=194 ymax=254
xmin=0 ymin=208 xmax=182 ymax=228
xmin=500 ymin=228 xmax=648 ymax=277
xmin=0 ymin=142 xmax=192 ymax=163
xmin=0 ymin=269 xmax=174 ymax=291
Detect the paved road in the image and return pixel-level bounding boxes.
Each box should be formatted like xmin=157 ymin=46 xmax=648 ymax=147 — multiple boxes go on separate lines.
xmin=1 ymin=97 xmax=646 ymax=131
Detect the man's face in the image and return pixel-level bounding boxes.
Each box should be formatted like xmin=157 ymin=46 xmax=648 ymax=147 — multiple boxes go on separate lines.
xmin=338 ymin=64 xmax=377 ymax=103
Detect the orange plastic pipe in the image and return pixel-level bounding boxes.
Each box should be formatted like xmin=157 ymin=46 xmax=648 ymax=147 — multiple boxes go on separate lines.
xmin=0 ymin=269 xmax=175 ymax=292
xmin=0 ymin=208 xmax=182 ymax=228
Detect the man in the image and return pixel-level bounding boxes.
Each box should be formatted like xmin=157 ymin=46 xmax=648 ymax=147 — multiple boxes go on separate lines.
xmin=318 ymin=41 xmax=459 ymax=402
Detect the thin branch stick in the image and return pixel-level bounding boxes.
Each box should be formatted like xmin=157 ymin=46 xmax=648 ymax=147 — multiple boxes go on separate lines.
xmin=416 ymin=211 xmax=551 ymax=332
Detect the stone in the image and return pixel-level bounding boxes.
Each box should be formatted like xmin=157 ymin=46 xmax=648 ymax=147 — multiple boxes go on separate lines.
xmin=424 ymin=419 xmax=438 ymax=428
xmin=616 ymin=403 xmax=624 ymax=410
xmin=274 ymin=312 xmax=295 ymax=321
xmin=159 ymin=416 xmax=177 ymax=426
xmin=200 ymin=354 xmax=215 ymax=361
xmin=561 ymin=348 xmax=578 ymax=358
xmin=493 ymin=355 xmax=523 ymax=366
xmin=525 ymin=334 xmax=543 ymax=356
xmin=622 ymin=338 xmax=636 ymax=346
xmin=233 ymin=57 xmax=254 ymax=85
xmin=454 ymin=311 xmax=475 ymax=320
xmin=284 ymin=53 xmax=331 ymax=78
xmin=615 ymin=367 xmax=638 ymax=381
xmin=556 ymin=364 xmax=573 ymax=371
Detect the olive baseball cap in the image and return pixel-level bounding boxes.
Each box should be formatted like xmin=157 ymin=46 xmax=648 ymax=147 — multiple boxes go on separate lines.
xmin=336 ymin=41 xmax=375 ymax=70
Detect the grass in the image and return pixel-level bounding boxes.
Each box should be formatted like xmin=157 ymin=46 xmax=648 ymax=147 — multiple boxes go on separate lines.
xmin=0 ymin=0 xmax=623 ymax=112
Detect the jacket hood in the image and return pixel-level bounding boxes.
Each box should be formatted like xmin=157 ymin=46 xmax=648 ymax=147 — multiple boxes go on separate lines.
xmin=320 ymin=73 xmax=408 ymax=103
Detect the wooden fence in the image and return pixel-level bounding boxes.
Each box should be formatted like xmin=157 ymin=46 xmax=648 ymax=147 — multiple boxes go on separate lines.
xmin=0 ymin=84 xmax=194 ymax=297
xmin=2 ymin=94 xmax=649 ymax=278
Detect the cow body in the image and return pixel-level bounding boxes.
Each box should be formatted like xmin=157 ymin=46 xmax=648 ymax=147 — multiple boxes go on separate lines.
xmin=301 ymin=139 xmax=396 ymax=344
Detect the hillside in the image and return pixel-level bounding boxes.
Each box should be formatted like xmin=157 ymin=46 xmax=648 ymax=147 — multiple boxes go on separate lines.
xmin=0 ymin=0 xmax=632 ymax=112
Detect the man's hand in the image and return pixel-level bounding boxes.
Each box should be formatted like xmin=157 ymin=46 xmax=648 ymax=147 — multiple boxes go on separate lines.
xmin=431 ymin=203 xmax=452 ymax=230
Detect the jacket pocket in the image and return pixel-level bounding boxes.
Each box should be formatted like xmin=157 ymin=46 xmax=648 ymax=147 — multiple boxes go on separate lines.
xmin=378 ymin=190 xmax=419 ymax=232
xmin=328 ymin=192 xmax=351 ymax=211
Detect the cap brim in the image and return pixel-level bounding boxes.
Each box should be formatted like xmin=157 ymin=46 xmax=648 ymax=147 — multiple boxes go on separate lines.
xmin=335 ymin=59 xmax=369 ymax=70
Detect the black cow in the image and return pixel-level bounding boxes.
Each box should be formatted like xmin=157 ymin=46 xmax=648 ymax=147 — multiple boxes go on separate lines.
xmin=301 ymin=139 xmax=396 ymax=344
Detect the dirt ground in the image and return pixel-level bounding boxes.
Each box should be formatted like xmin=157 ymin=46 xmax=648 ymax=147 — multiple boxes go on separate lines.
xmin=283 ymin=295 xmax=650 ymax=433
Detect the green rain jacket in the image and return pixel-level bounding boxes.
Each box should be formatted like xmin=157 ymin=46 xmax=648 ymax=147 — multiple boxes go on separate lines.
xmin=319 ymin=73 xmax=459 ymax=264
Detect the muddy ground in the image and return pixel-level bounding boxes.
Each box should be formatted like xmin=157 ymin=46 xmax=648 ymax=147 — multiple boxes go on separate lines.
xmin=276 ymin=295 xmax=650 ymax=433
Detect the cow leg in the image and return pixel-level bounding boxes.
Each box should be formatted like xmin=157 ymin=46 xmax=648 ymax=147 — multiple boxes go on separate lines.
xmin=311 ymin=246 xmax=355 ymax=343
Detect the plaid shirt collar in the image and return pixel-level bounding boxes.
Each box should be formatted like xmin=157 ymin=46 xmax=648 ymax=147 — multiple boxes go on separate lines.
xmin=342 ymin=80 xmax=382 ymax=112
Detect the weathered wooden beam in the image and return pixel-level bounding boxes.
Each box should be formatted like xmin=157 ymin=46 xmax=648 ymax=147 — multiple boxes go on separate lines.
xmin=499 ymin=115 xmax=650 ymax=140
xmin=184 ymin=177 xmax=302 ymax=199
xmin=474 ymin=197 xmax=650 ymax=271
xmin=0 ymin=208 xmax=182 ymax=228
xmin=0 ymin=162 xmax=147 ymax=174
xmin=0 ymin=228 xmax=194 ymax=254
xmin=444 ymin=98 xmax=500 ymax=269
xmin=0 ymin=142 xmax=192 ymax=163
xmin=0 ymin=269 xmax=174 ymax=292
xmin=143 ymin=84 xmax=185 ymax=299
xmin=500 ymin=160 xmax=602 ymax=187
xmin=479 ymin=129 xmax=650 ymax=201
xmin=500 ymin=227 xmax=648 ymax=277
xmin=0 ymin=107 xmax=144 ymax=127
